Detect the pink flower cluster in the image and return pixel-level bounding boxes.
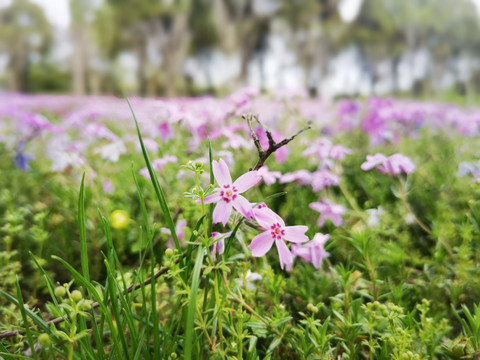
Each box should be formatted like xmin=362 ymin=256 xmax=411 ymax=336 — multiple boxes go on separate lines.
xmin=361 ymin=153 xmax=415 ymax=175
xmin=201 ymin=159 xmax=310 ymax=270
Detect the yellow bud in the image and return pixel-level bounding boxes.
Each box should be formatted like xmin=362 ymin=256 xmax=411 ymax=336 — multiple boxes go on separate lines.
xmin=110 ymin=210 xmax=130 ymax=229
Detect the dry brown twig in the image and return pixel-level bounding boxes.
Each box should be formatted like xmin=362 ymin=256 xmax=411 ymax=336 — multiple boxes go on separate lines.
xmin=244 ymin=113 xmax=311 ymax=171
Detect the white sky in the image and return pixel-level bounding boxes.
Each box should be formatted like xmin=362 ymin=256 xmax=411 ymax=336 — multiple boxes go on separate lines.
xmin=31 ymin=0 xmax=70 ymax=28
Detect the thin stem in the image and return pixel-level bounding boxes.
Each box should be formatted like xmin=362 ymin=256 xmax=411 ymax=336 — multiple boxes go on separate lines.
xmin=195 ymin=305 xmax=214 ymax=350
xmin=221 ymin=272 xmax=282 ymax=337
xmin=213 ymin=270 xmax=224 ymax=351
xmin=399 ymin=195 xmax=432 ymax=235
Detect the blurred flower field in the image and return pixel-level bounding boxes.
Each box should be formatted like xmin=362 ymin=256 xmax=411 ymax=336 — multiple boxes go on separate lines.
xmin=1 ymin=90 xmax=480 ymax=359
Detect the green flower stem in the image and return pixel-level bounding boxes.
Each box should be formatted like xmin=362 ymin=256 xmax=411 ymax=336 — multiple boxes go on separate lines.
xmin=214 ymin=269 xmax=224 ymax=351
xmin=221 ymin=272 xmax=282 ymax=337
xmin=194 ymin=167 xmax=224 ymax=351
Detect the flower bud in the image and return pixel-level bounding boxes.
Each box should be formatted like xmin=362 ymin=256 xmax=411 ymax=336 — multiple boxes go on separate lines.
xmin=82 ymin=300 xmax=92 ymax=311
xmin=70 ymin=290 xmax=83 ymax=302
xmin=54 ymin=286 xmax=66 ymax=298
xmin=38 ymin=333 xmax=51 ymax=347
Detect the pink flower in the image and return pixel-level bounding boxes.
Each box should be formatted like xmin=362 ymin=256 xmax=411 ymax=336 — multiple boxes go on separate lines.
xmin=158 ymin=122 xmax=173 ymax=142
xmin=257 ymin=166 xmax=282 ymax=186
xmin=139 ymin=155 xmax=178 ymax=180
xmin=309 ymin=199 xmax=346 ymax=227
xmin=202 ymin=159 xmax=261 ymax=226
xmin=330 ymin=145 xmax=352 ymax=161
xmin=209 ymin=231 xmax=228 ymax=260
xmin=361 ymin=153 xmax=415 ymax=175
xmin=279 ymin=170 xmax=312 ymax=185
xmin=379 ymin=154 xmax=415 ymax=175
xmin=162 ymin=219 xmax=187 ymax=249
xmin=311 ymin=170 xmax=340 ymax=191
xmin=292 ymin=233 xmax=330 ymax=269
xmin=248 ymin=211 xmax=309 ymax=270
xmin=360 ymin=153 xmax=388 ymax=171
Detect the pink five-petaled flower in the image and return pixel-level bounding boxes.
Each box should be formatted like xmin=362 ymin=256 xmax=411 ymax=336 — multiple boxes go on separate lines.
xmin=309 ymin=199 xmax=346 ymax=227
xmin=292 ymin=233 xmax=330 ymax=269
xmin=361 ymin=153 xmax=415 ymax=175
xmin=248 ymin=211 xmax=309 ymax=270
xmin=202 ymin=159 xmax=261 ymax=226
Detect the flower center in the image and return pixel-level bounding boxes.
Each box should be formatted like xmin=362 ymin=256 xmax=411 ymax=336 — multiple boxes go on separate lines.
xmin=220 ymin=184 xmax=238 ymax=203
xmin=270 ymin=222 xmax=285 ymax=240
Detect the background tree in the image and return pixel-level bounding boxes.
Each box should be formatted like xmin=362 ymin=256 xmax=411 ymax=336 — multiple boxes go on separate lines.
xmin=0 ymin=0 xmax=51 ymax=92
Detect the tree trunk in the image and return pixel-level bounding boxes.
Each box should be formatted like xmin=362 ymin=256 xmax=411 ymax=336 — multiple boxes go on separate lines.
xmin=71 ymin=25 xmax=87 ymax=95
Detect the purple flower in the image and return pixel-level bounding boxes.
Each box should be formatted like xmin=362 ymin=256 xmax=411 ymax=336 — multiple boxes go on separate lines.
xmin=292 ymin=233 xmax=330 ymax=269
xmin=103 ymin=179 xmax=115 ymax=194
xmin=309 ymin=199 xmax=346 ymax=227
xmin=249 ymin=211 xmax=309 ymax=270
xmin=202 ymin=159 xmax=261 ymax=226
xmin=14 ymin=141 xmax=34 ymax=171
xmin=209 ymin=231 xmax=228 ymax=260
xmin=158 ymin=122 xmax=173 ymax=142
xmin=361 ymin=153 xmax=415 ymax=175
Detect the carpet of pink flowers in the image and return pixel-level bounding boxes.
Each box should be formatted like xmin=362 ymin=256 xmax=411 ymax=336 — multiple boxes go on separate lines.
xmin=1 ymin=89 xmax=480 ymax=358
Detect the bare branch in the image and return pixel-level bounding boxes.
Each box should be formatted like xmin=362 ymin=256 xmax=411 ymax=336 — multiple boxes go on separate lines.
xmin=245 ymin=113 xmax=311 ymax=171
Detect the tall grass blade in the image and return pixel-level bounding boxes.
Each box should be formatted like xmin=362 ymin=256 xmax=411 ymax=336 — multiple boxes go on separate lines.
xmin=126 ymin=98 xmax=182 ymax=261
xmin=15 ymin=277 xmax=38 ymax=360
xmin=78 ymin=173 xmax=89 ymax=282
xmin=184 ymin=247 xmax=205 ymax=360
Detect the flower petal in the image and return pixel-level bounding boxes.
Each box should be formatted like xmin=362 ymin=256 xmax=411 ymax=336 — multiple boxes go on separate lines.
xmin=202 ymin=190 xmax=221 ymax=204
xmin=275 ymin=239 xmax=293 ymax=270
xmin=284 ymin=226 xmax=309 ymax=243
xmin=213 ymin=200 xmax=233 ymax=226
xmin=233 ymin=171 xmax=261 ymax=193
xmin=248 ymin=231 xmax=274 ymax=257
xmin=213 ymin=159 xmax=232 ymax=186
xmin=233 ymin=195 xmax=253 ymax=219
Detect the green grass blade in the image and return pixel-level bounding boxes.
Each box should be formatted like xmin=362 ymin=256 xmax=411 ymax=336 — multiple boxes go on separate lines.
xmin=224 ymin=219 xmax=245 ymax=259
xmin=0 ymin=290 xmax=50 ymax=334
xmin=207 ymin=139 xmax=214 ymax=238
xmin=132 ymin=163 xmax=152 ymax=242
xmin=149 ymin=238 xmax=160 ymax=360
xmin=184 ymin=247 xmax=205 ymax=360
xmin=15 ymin=277 xmax=38 ymax=360
xmin=104 ymin=258 xmax=131 ymax=360
xmin=78 ymin=173 xmax=89 ymax=282
xmin=126 ymin=98 xmax=182 ymax=260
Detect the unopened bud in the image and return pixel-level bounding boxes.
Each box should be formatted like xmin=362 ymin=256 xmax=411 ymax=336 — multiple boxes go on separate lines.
xmin=54 ymin=286 xmax=66 ymax=298
xmin=70 ymin=290 xmax=83 ymax=302
xmin=38 ymin=333 xmax=51 ymax=347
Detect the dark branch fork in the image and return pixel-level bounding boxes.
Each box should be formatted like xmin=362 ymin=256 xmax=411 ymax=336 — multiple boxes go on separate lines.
xmin=244 ymin=114 xmax=311 ymax=171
